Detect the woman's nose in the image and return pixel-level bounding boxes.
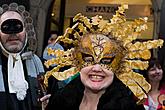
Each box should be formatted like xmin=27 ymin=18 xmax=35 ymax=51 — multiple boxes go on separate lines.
xmin=92 ymin=64 xmax=102 ymax=72
xmin=155 ymin=68 xmax=161 ymax=73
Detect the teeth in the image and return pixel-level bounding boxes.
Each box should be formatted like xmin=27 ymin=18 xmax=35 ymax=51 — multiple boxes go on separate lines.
xmin=91 ymin=75 xmax=102 ymax=79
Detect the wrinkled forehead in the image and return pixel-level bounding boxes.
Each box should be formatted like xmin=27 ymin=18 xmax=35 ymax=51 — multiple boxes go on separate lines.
xmin=0 ymin=11 xmax=23 ymax=24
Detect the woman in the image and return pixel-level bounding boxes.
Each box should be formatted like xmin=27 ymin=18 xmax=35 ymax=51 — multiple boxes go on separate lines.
xmin=144 ymin=58 xmax=165 ymax=110
xmin=44 ymin=5 xmax=163 ymax=110
xmin=45 ymin=32 xmax=149 ymax=110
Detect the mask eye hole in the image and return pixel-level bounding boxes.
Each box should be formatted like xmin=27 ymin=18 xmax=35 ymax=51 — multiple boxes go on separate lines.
xmin=2 ymin=24 xmax=9 ymax=30
xmin=100 ymin=57 xmax=114 ymax=64
xmin=82 ymin=53 xmax=94 ymax=62
xmin=84 ymin=57 xmax=93 ymax=62
xmin=16 ymin=24 xmax=22 ymax=29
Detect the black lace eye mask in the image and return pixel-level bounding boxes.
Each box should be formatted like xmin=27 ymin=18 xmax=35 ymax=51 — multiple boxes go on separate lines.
xmin=1 ymin=19 xmax=23 ymax=34
xmin=82 ymin=53 xmax=115 ymax=65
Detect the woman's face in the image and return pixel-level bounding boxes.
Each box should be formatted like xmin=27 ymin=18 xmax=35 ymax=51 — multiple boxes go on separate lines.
xmin=80 ymin=64 xmax=114 ymax=93
xmin=148 ymin=65 xmax=163 ymax=82
xmin=79 ymin=34 xmax=123 ymax=93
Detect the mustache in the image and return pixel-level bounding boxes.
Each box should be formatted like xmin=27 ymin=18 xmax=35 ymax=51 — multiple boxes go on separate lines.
xmin=6 ymin=34 xmax=20 ymax=41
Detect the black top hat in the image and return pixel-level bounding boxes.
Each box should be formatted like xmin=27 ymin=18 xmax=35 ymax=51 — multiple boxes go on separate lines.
xmin=0 ymin=0 xmax=30 ymax=11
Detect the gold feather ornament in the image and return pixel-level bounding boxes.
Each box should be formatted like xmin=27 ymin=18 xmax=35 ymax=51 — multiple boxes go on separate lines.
xmin=44 ymin=4 xmax=164 ymax=104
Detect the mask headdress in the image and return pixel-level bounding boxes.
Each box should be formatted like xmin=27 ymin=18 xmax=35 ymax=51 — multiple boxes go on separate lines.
xmin=0 ymin=2 xmax=37 ymax=53
xmin=44 ymin=5 xmax=164 ymax=104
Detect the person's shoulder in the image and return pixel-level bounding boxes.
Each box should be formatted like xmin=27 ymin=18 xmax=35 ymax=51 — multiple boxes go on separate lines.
xmin=47 ymin=76 xmax=82 ymax=110
xmin=104 ymin=77 xmax=138 ymax=102
xmin=62 ymin=75 xmax=82 ymax=90
xmin=108 ymin=77 xmax=131 ymax=94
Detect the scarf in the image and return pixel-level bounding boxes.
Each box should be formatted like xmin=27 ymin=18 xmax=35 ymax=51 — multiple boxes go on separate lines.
xmin=8 ymin=54 xmax=28 ymax=100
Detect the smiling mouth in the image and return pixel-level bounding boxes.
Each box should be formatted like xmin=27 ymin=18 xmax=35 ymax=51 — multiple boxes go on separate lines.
xmin=152 ymin=74 xmax=161 ymax=77
xmin=89 ymin=75 xmax=105 ymax=82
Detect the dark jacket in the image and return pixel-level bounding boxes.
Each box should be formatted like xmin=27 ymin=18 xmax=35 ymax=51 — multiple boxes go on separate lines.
xmin=47 ymin=76 xmax=145 ymax=110
xmin=0 ymin=53 xmax=42 ymax=110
